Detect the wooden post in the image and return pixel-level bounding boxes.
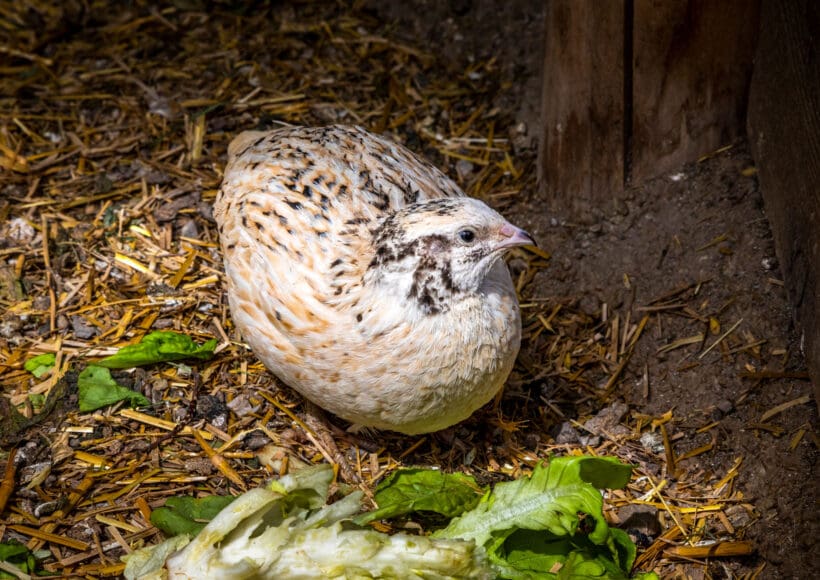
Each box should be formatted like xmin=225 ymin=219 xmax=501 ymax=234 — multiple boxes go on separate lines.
xmin=538 ymin=0 xmax=625 ymax=222
xmin=747 ymin=0 xmax=820 ymax=396
xmin=631 ymin=0 xmax=760 ymax=182
xmin=538 ymin=0 xmax=759 ymax=214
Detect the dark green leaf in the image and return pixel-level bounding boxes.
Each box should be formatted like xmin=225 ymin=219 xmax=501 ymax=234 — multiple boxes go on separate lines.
xmin=151 ymin=495 xmax=236 ymax=537
xmin=96 ymin=331 xmax=217 ymax=369
xmin=24 ymin=353 xmax=56 ymax=378
xmin=78 ymin=365 xmax=150 ymax=412
xmin=499 ymin=530 xmax=651 ymax=580
xmin=353 ymin=468 xmax=484 ymax=525
xmin=577 ymin=457 xmax=633 ymax=490
xmin=496 ymin=529 xmax=571 ymax=578
xmin=0 ymin=540 xmax=43 ymax=577
xmin=608 ymin=528 xmax=638 ymax=573
xmin=0 ymin=541 xmax=29 ymax=561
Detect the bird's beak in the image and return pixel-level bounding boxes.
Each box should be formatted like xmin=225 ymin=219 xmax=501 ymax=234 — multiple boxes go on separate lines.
xmin=496 ymin=223 xmax=536 ymax=250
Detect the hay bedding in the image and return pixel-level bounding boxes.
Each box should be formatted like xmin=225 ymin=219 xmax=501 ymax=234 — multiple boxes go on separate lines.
xmin=0 ymin=1 xmax=784 ymax=577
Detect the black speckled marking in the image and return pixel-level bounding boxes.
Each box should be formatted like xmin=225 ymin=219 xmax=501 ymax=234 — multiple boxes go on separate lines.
xmin=417 ymin=290 xmax=440 ymax=314
xmin=369 ymin=218 xmax=466 ymax=315
xmin=428 ymin=198 xmax=462 ymax=216
xmin=407 ymin=251 xmax=453 ymax=315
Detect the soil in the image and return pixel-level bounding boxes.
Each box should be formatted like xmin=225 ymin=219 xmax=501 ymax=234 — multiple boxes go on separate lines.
xmin=0 ymin=1 xmax=816 ymax=578
xmin=371 ymin=1 xmax=818 ymax=578
xmin=523 ymin=147 xmax=819 ymax=579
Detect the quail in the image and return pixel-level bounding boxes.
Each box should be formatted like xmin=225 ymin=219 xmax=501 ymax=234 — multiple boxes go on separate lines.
xmin=214 ymin=125 xmax=533 ymax=436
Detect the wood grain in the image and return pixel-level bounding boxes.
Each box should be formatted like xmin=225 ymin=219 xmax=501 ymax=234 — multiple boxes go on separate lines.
xmin=631 ymin=0 xmax=760 ymax=182
xmin=747 ymin=0 xmax=820 ymax=399
xmin=538 ymin=0 xmax=625 ymax=221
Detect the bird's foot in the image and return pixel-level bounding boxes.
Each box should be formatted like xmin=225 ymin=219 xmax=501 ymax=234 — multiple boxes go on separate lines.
xmin=302 ymin=402 xmax=361 ymax=483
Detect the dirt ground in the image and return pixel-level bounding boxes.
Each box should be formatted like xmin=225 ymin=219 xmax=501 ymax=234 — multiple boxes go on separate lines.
xmin=0 ymin=1 xmax=816 ymax=578
xmin=523 ymin=147 xmax=820 ymax=579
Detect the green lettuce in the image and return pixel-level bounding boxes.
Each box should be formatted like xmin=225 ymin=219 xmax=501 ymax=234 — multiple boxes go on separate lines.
xmin=0 ymin=540 xmax=50 ymax=577
xmin=124 ymin=458 xmax=657 ymax=579
xmin=78 ymin=365 xmax=150 ymax=412
xmin=150 ymin=495 xmax=236 ymax=537
xmin=24 ymin=353 xmax=56 ymax=378
xmin=96 ymin=331 xmax=217 ymax=369
xmin=354 ymin=468 xmax=483 ymax=525
xmin=123 ymin=465 xmax=490 ymax=579
xmin=434 ymin=457 xmax=654 ymax=579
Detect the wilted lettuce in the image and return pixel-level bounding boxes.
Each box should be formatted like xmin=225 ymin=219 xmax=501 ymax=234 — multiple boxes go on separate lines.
xmin=432 ymin=457 xmax=654 ymax=579
xmin=24 ymin=353 xmax=56 ymax=378
xmin=354 ymin=468 xmax=483 ymax=525
xmin=96 ymin=331 xmax=217 ymax=369
xmin=125 ymin=457 xmax=658 ymax=579
xmin=123 ymin=465 xmax=491 ymax=580
xmin=150 ymin=495 xmax=236 ymax=537
xmin=77 ymin=365 xmax=150 ymax=412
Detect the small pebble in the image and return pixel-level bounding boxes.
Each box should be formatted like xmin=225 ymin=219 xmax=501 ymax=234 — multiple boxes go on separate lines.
xmin=455 ymin=159 xmax=474 ymax=181
xmin=578 ymin=434 xmax=601 ymax=447
xmin=553 ymin=421 xmax=580 ymax=444
xmin=640 ymin=431 xmax=665 ymax=454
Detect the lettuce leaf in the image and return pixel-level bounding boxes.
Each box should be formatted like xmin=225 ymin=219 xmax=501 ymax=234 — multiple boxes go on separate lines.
xmin=0 ymin=540 xmax=49 ymax=576
xmin=434 ymin=457 xmax=654 ymax=579
xmin=96 ymin=331 xmax=217 ymax=369
xmin=123 ymin=465 xmax=491 ymax=580
xmin=124 ymin=459 xmax=657 ymax=580
xmin=150 ymin=495 xmax=236 ymax=537
xmin=354 ymin=468 xmax=484 ymax=525
xmin=24 ymin=353 xmax=56 ymax=378
xmin=78 ymin=365 xmax=150 ymax=412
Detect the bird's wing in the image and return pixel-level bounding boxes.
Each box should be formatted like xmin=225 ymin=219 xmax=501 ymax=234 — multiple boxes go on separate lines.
xmin=214 ymin=125 xmax=464 ymax=331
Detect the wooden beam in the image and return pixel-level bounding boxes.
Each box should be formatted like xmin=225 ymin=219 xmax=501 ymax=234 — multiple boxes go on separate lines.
xmin=630 ymin=0 xmax=760 ymax=182
xmin=538 ymin=0 xmax=625 ymax=222
xmin=747 ymin=0 xmax=820 ymax=397
xmin=538 ymin=0 xmax=760 ymax=217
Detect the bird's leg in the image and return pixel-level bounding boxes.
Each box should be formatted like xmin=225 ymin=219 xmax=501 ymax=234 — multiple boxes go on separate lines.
xmin=302 ymin=401 xmax=360 ymax=483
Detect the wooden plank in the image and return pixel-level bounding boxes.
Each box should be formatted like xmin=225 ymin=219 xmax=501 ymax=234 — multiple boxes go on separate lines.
xmin=747 ymin=0 xmax=820 ymax=399
xmin=538 ymin=0 xmax=625 ymax=222
xmin=631 ymin=0 xmax=760 ymax=182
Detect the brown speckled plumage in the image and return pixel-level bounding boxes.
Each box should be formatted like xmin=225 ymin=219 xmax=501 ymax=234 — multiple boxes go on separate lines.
xmin=214 ymin=125 xmax=533 ymax=434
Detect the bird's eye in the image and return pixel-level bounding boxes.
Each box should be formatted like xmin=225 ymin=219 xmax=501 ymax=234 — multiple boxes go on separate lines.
xmin=458 ymin=229 xmax=476 ymax=244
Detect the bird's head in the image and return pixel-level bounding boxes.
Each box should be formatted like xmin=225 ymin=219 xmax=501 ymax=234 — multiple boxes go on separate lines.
xmin=366 ymin=197 xmax=534 ymax=314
